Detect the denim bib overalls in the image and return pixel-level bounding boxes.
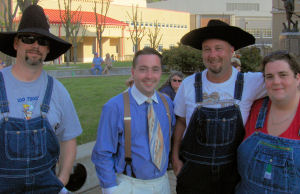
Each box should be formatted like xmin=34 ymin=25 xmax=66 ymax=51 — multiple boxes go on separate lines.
xmin=0 ymin=72 xmax=64 ymax=193
xmin=176 ymin=72 xmax=245 ymax=194
xmin=236 ymin=97 xmax=300 ymax=194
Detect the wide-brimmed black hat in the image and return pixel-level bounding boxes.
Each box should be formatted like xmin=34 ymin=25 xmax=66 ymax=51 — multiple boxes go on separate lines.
xmin=0 ymin=5 xmax=71 ymax=61
xmin=181 ymin=20 xmax=255 ymax=51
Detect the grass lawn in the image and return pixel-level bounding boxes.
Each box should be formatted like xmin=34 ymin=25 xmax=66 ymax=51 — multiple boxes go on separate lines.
xmin=44 ymin=61 xmax=132 ymax=70
xmin=59 ymin=74 xmax=168 ymax=145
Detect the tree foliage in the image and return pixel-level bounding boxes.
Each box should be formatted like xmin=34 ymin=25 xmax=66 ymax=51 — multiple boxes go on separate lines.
xmin=127 ymin=5 xmax=146 ymax=53
xmin=239 ymin=46 xmax=262 ymax=72
xmin=147 ymin=20 xmax=162 ymax=50
xmin=17 ymin=0 xmax=39 ymax=12
xmin=162 ymin=44 xmax=204 ymax=75
xmin=94 ymin=0 xmax=111 ymax=58
xmin=58 ymin=0 xmax=86 ymax=64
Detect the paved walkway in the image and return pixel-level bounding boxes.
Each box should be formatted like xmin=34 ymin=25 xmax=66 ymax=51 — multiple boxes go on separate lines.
xmin=81 ymin=170 xmax=177 ymax=194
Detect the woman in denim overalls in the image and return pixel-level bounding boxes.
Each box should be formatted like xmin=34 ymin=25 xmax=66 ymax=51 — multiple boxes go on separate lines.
xmin=236 ymin=50 xmax=300 ymax=193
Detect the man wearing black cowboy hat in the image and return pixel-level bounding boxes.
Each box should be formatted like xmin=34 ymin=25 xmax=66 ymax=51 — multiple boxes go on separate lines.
xmin=172 ymin=20 xmax=266 ymax=194
xmin=0 ymin=5 xmax=82 ymax=193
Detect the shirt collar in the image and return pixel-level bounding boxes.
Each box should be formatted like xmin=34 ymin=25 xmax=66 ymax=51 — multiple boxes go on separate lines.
xmin=130 ymin=84 xmax=159 ymax=105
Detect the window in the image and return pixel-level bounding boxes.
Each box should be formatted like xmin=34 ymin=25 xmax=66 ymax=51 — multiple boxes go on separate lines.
xmin=150 ymin=22 xmax=153 ymax=27
xmin=169 ymin=44 xmax=175 ymax=49
xmin=144 ymin=44 xmax=150 ymax=48
xmin=162 ymin=23 xmax=165 ymax=27
xmin=145 ymin=22 xmax=148 ymax=26
xmin=170 ymin=24 xmax=173 ymax=28
xmin=166 ymin=24 xmax=169 ymax=28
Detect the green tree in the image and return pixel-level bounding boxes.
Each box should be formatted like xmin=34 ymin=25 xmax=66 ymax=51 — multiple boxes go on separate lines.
xmin=239 ymin=46 xmax=262 ymax=72
xmin=162 ymin=44 xmax=204 ymax=75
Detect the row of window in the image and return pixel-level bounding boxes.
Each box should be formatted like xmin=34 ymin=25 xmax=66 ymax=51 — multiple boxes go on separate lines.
xmin=124 ymin=21 xmax=188 ymax=29
xmin=226 ymin=3 xmax=260 ymax=11
xmin=141 ymin=44 xmax=175 ymax=52
xmin=246 ymin=28 xmax=272 ymax=38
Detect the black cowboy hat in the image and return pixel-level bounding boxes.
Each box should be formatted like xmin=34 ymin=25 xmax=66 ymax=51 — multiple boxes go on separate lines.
xmin=181 ymin=20 xmax=255 ymax=51
xmin=0 ymin=5 xmax=71 ymax=61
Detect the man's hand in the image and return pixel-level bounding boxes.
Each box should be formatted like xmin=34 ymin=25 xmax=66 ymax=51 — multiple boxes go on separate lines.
xmin=171 ymin=116 xmax=186 ymax=176
xmin=172 ymin=157 xmax=183 ymax=176
xmin=58 ymin=138 xmax=77 ymax=186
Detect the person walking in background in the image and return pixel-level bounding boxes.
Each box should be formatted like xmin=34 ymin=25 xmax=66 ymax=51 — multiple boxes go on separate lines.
xmin=172 ymin=19 xmax=266 ymax=194
xmin=92 ymin=47 xmax=175 ymax=194
xmin=236 ymin=50 xmax=300 ymax=193
xmin=159 ymin=71 xmax=184 ymax=101
xmin=91 ymin=52 xmax=104 ymax=75
xmin=102 ymin=53 xmax=113 ymax=75
xmin=0 ymin=5 xmax=82 ymax=193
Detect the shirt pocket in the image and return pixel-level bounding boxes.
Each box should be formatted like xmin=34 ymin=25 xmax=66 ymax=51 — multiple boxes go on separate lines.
xmin=246 ymin=141 xmax=297 ymax=193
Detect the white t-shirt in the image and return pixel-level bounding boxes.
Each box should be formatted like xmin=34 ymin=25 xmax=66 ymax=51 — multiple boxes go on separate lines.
xmin=0 ymin=66 xmax=82 ymax=141
xmin=174 ymin=67 xmax=266 ymax=127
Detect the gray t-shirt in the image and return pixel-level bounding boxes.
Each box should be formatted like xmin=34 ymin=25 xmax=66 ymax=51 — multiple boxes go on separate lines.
xmin=0 ymin=66 xmax=82 ymax=141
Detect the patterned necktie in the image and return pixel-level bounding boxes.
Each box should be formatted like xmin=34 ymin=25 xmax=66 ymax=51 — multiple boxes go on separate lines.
xmin=147 ymin=98 xmax=166 ymax=171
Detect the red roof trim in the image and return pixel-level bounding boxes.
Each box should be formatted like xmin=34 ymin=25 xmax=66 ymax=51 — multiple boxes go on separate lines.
xmin=43 ymin=9 xmax=128 ymax=26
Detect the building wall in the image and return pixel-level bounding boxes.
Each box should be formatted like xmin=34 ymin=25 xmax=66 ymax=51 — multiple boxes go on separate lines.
xmin=37 ymin=0 xmax=190 ymax=62
xmin=272 ymin=0 xmax=300 ymax=50
xmin=148 ymin=0 xmax=273 ymax=47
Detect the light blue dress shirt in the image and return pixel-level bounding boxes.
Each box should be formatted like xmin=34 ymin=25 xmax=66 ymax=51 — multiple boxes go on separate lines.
xmin=91 ymin=84 xmax=175 ymax=189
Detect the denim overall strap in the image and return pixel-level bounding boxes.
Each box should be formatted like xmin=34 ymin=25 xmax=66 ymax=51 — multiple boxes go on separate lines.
xmin=234 ymin=72 xmax=244 ymax=100
xmin=194 ymin=72 xmax=202 ymax=103
xmin=40 ymin=75 xmax=53 ymax=113
xmin=194 ymin=72 xmax=244 ymax=103
xmin=255 ymin=97 xmax=269 ymax=129
xmin=0 ymin=72 xmax=9 ymax=113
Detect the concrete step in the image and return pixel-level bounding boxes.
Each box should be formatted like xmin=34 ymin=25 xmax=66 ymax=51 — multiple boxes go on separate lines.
xmin=47 ymin=67 xmax=131 ymax=78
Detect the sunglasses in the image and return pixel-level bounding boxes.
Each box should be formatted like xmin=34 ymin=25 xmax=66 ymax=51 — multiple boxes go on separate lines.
xmin=172 ymin=79 xmax=182 ymax=83
xmin=18 ymin=35 xmax=50 ymax=46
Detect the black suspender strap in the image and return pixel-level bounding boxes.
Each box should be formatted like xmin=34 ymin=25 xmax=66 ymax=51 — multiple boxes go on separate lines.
xmin=234 ymin=72 xmax=244 ymax=100
xmin=194 ymin=72 xmax=202 ymax=103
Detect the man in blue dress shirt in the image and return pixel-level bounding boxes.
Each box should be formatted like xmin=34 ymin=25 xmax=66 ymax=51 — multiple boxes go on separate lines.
xmin=92 ymin=47 xmax=175 ymax=194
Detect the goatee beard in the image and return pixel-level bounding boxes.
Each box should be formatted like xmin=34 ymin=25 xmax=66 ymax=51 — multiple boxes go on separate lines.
xmin=25 ymin=56 xmax=43 ymax=66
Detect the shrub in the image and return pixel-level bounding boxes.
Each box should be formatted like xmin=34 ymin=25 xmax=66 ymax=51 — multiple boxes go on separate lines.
xmin=162 ymin=44 xmax=205 ymax=75
xmin=239 ymin=46 xmax=262 ymax=72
